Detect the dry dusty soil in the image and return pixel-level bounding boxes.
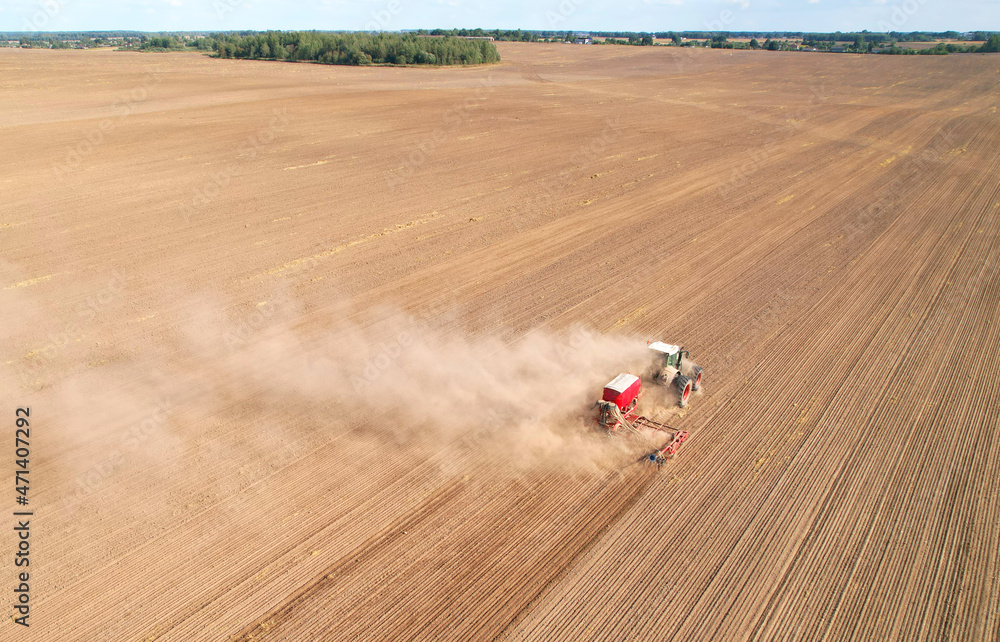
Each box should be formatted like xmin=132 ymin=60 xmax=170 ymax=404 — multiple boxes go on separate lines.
xmin=1 ymin=43 xmax=999 ymax=640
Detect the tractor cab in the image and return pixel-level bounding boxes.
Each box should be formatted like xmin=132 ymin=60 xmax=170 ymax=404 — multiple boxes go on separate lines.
xmin=648 ymin=341 xmax=686 ymax=369
xmin=647 ymin=341 xmax=703 ymax=405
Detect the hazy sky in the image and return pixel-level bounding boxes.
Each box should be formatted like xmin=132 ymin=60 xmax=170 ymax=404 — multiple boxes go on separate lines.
xmin=3 ymin=0 xmax=996 ymax=33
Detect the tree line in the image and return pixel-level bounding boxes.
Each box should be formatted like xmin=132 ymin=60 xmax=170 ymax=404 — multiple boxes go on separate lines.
xmin=211 ymin=32 xmax=500 ymax=66
xmin=5 ymin=29 xmax=997 ymax=58
xmin=425 ymin=28 xmax=556 ymax=41
xmin=596 ymin=32 xmax=999 ymax=55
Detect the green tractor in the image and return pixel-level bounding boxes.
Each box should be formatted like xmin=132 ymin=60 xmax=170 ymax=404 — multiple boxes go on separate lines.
xmin=646 ymin=341 xmax=703 ymax=408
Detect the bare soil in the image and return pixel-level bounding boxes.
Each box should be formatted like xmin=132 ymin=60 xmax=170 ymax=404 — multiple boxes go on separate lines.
xmin=1 ymin=43 xmax=998 ymax=640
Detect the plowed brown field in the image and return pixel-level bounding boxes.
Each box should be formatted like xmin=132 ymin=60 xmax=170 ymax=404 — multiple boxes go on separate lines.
xmin=2 ymin=43 xmax=998 ymax=641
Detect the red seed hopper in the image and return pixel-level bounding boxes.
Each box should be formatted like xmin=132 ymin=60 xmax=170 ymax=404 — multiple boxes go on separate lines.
xmin=596 ymin=373 xmax=688 ymax=466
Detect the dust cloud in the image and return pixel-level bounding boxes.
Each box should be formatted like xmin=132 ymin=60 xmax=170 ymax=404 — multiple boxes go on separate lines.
xmin=199 ymin=304 xmax=676 ymax=473
xmin=2 ymin=271 xmax=688 ymax=488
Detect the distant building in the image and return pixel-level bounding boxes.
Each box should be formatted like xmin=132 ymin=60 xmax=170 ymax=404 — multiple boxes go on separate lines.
xmin=573 ymin=37 xmax=592 ymax=44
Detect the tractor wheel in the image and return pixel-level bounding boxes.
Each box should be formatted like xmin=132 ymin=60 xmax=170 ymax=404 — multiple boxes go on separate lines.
xmin=691 ymin=366 xmax=704 ymax=391
xmin=675 ymin=375 xmax=692 ymax=407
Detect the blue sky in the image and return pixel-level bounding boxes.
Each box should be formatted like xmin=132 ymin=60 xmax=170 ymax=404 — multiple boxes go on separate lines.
xmin=3 ymin=0 xmax=996 ymax=33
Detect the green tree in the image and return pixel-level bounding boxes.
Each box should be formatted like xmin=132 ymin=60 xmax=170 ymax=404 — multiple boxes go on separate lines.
xmin=209 ymin=31 xmax=499 ymax=67
xmin=979 ymin=34 xmax=1000 ymax=52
